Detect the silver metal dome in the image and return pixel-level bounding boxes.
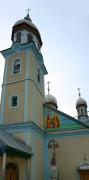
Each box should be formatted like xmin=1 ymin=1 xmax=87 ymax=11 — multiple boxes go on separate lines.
xmin=78 ymin=160 xmax=89 ymax=170
xmin=13 ymin=15 xmax=39 ymax=32
xmin=76 ymin=97 xmax=87 ymax=108
xmin=45 ymin=94 xmax=58 ymax=108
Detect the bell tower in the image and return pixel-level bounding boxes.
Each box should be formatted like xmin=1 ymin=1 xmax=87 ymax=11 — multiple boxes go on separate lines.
xmin=0 ymin=13 xmax=47 ymax=128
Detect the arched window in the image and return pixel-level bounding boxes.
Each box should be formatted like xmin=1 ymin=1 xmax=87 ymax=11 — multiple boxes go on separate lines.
xmin=81 ymin=108 xmax=83 ymax=115
xmin=13 ymin=59 xmax=21 ymax=74
xmin=16 ymin=32 xmax=21 ymax=43
xmin=28 ymin=33 xmax=33 ymax=43
xmin=78 ymin=108 xmax=81 ymax=115
xmin=85 ymin=108 xmax=87 ymax=114
xmin=9 ymin=95 xmax=19 ymax=108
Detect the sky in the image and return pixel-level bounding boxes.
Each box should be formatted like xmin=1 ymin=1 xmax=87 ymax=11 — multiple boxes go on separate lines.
xmin=0 ymin=0 xmax=89 ymax=117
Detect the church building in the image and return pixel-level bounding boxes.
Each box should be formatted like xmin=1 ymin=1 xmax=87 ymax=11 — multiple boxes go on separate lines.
xmin=0 ymin=12 xmax=89 ymax=180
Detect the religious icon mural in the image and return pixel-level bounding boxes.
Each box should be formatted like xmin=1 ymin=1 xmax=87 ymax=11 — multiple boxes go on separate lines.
xmin=45 ymin=111 xmax=60 ymax=129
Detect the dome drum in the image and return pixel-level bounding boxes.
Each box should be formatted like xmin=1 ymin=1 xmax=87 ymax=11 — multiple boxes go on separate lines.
xmin=76 ymin=104 xmax=87 ymax=109
xmin=11 ymin=22 xmax=42 ymax=47
xmin=78 ymin=114 xmax=88 ymax=118
xmin=46 ymin=101 xmax=58 ymax=109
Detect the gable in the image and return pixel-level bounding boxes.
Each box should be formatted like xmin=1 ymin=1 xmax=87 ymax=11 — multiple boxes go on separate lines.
xmin=44 ymin=105 xmax=87 ymax=132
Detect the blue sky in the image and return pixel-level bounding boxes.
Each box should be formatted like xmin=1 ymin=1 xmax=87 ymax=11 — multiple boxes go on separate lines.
xmin=0 ymin=0 xmax=89 ymax=117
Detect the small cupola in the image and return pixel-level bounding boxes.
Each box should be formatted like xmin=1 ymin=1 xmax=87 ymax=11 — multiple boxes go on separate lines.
xmin=78 ymin=155 xmax=89 ymax=171
xmin=11 ymin=11 xmax=42 ymax=51
xmin=45 ymin=82 xmax=58 ymax=109
xmin=76 ymin=98 xmax=87 ymax=109
xmin=45 ymin=94 xmax=58 ymax=109
xmin=76 ymin=89 xmax=88 ymax=122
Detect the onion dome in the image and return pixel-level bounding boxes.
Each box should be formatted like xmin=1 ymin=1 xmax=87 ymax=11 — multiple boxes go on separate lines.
xmin=76 ymin=97 xmax=87 ymax=109
xmin=45 ymin=94 xmax=58 ymax=109
xmin=78 ymin=159 xmax=89 ymax=170
xmin=11 ymin=13 xmax=42 ymax=49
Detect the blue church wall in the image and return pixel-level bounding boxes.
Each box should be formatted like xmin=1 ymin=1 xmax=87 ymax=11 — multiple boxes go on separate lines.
xmin=44 ymin=137 xmax=50 ymax=180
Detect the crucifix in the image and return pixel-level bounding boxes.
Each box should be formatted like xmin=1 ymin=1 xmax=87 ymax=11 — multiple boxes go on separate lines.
xmin=48 ymin=140 xmax=59 ymax=166
xmin=47 ymin=82 xmax=51 ymax=95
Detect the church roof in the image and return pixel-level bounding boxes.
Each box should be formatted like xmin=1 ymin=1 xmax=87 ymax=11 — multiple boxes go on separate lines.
xmin=0 ymin=129 xmax=32 ymax=157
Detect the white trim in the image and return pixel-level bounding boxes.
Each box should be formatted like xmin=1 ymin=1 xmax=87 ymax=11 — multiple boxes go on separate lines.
xmin=24 ymin=50 xmax=30 ymax=122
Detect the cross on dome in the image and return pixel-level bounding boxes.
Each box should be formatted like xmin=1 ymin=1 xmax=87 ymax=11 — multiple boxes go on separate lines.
xmin=26 ymin=8 xmax=31 ymax=16
xmin=77 ymin=88 xmax=81 ymax=98
xmin=83 ymin=152 xmax=87 ymax=161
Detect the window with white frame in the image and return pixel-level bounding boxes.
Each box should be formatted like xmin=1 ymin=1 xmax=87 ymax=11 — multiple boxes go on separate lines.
xmin=13 ymin=59 xmax=21 ymax=74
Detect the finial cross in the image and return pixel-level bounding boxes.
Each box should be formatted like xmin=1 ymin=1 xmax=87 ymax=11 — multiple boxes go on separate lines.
xmin=26 ymin=8 xmax=31 ymax=15
xmin=83 ymin=152 xmax=87 ymax=161
xmin=77 ymin=88 xmax=81 ymax=98
xmin=47 ymin=82 xmax=51 ymax=95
